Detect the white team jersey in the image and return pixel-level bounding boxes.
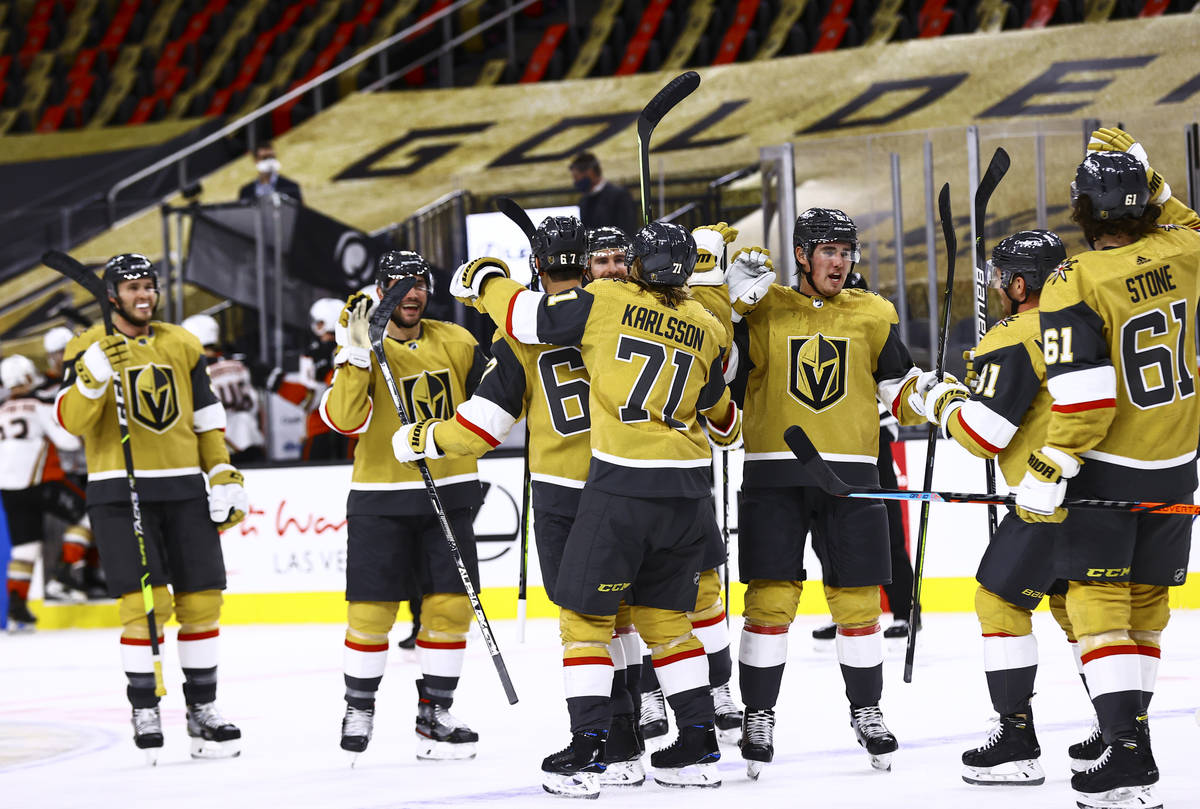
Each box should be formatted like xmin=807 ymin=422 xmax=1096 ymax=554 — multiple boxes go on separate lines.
xmin=0 ymin=394 xmax=82 ymax=490
xmin=207 ymin=356 xmax=265 ymax=453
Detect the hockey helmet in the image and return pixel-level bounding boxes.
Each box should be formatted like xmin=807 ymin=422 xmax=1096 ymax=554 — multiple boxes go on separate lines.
xmin=531 ymin=216 xmax=588 ymax=274
xmin=987 ymin=230 xmax=1066 ymax=293
xmin=1 ymin=354 xmax=38 ymax=390
xmin=309 ymin=297 xmax=344 ymax=336
xmin=1071 ymin=152 xmax=1149 ymax=221
xmin=628 ymin=222 xmax=697 ymax=287
xmin=586 ymin=226 xmax=629 ymax=259
xmin=844 ymin=271 xmax=869 ymax=291
xmin=103 ymin=253 xmax=157 ymax=299
xmin=43 ymin=326 xmax=74 ymax=354
xmin=793 ymin=208 xmax=860 ymax=263
xmin=182 ymin=314 xmax=220 ymax=348
xmin=377 ymin=250 xmax=433 ymax=293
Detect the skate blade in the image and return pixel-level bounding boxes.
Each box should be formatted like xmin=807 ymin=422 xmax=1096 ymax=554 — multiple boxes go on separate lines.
xmin=652 ymin=761 xmax=721 ymax=788
xmin=715 ymin=725 xmax=742 ymax=746
xmin=416 ymin=739 xmax=477 ymax=760
xmin=6 ymin=624 xmax=35 ymax=634
xmin=962 ymin=759 xmax=1045 ymax=786
xmin=869 ymin=753 xmax=893 ymax=772
xmin=143 ymin=749 xmax=160 ymax=766
xmin=1075 ymin=785 xmax=1162 ymax=809
xmin=344 ymin=749 xmax=364 ymax=768
xmin=542 ymin=770 xmax=600 ymax=799
xmin=599 ymin=759 xmax=645 ymax=787
xmin=1072 ymin=756 xmax=1102 ymax=773
xmin=746 ymin=759 xmax=768 ymax=780
xmin=190 ymin=738 xmax=242 ymax=759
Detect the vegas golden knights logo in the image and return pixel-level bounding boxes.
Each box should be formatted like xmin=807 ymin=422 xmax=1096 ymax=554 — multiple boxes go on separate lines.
xmin=787 ymin=333 xmax=848 ymax=412
xmin=127 ymin=364 xmax=180 ymax=433
xmin=401 ymin=370 xmax=454 ymax=420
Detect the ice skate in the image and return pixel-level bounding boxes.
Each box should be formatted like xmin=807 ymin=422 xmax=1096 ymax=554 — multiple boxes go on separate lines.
xmin=415 ymin=698 xmax=478 ymax=760
xmin=186 ymin=702 xmax=242 ymax=759
xmin=850 ymin=704 xmax=898 ymax=771
xmin=6 ymin=592 xmax=36 ymax=633
xmin=1072 ymin=729 xmax=1160 ymax=809
xmin=44 ymin=564 xmax=86 ymax=603
xmin=711 ymin=682 xmax=743 ymax=745
xmin=131 ymin=706 xmax=163 ymax=765
xmin=739 ymin=708 xmax=775 ymax=780
xmin=638 ymin=687 xmax=669 ymax=743
xmin=340 ymin=705 xmax=374 ymax=766
xmin=600 ymin=714 xmax=644 ymax=787
xmin=1071 ymin=719 xmax=1106 ymax=773
xmin=961 ymin=713 xmax=1045 ymax=786
xmin=883 ymin=618 xmax=914 ymax=639
xmin=812 ymin=621 xmax=836 ymax=650
xmin=542 ymin=730 xmax=606 ymax=799
xmin=650 ymin=724 xmax=721 ymax=788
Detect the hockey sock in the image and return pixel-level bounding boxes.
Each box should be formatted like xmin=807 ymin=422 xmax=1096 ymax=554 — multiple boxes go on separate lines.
xmin=121 ymin=635 xmax=163 ymax=709
xmin=7 ymin=548 xmax=35 ymax=599
xmin=1080 ymin=638 xmax=1142 ymax=743
xmin=564 ymin=646 xmax=615 ymax=733
xmin=178 ymin=628 xmax=220 ymax=705
xmin=619 ymin=627 xmax=642 ymax=716
xmin=416 ymin=631 xmax=467 ymax=708
xmin=607 ymin=632 xmax=634 ymax=716
xmin=61 ymin=523 xmax=91 ymax=565
xmin=344 ymin=634 xmax=388 ymax=710
xmin=836 ymin=623 xmax=884 ymax=707
xmin=654 ymin=645 xmax=712 ymax=727
xmin=738 ymin=622 xmax=788 ymax=710
xmin=1069 ymin=640 xmax=1089 ymax=693
xmin=688 ymin=599 xmax=732 ymax=688
xmin=981 ymin=633 xmax=1037 ymax=716
xmin=1130 ymin=634 xmax=1160 ymax=711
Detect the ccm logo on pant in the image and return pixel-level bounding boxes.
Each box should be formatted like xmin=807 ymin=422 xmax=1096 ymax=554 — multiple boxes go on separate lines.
xmin=597 ymin=583 xmax=631 ymax=592
xmin=1085 ymin=567 xmax=1131 ymax=578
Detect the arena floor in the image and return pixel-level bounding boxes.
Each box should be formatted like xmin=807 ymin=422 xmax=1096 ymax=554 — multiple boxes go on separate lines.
xmin=2 ymin=611 xmax=1197 ymax=809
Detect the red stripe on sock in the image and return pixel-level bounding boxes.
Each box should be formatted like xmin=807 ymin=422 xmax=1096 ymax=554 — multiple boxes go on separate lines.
xmin=982 ymin=632 xmax=1017 ymax=638
xmin=415 ymin=639 xmax=467 ymax=650
xmin=1081 ymin=644 xmax=1139 ymax=664
xmin=178 ymin=629 xmax=220 ymax=642
xmin=745 ymin=623 xmax=789 ymax=636
xmin=1135 ymin=645 xmax=1161 ymax=659
xmin=654 ymin=646 xmax=707 ymax=668
xmin=120 ymin=636 xmax=164 ymax=646
xmin=563 ymin=656 xmax=613 ymax=667
xmin=691 ymin=611 xmax=726 ymax=629
xmin=344 ymin=639 xmax=389 ymax=653
xmin=838 ymin=623 xmax=880 ymax=637
xmin=614 ymin=625 xmax=637 ymax=636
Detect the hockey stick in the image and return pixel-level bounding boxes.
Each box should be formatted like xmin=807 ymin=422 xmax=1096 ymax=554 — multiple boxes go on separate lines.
xmin=972 ymin=148 xmax=1010 ymax=542
xmin=368 ymin=278 xmax=519 ymax=705
xmin=720 ymin=243 xmax=731 ymax=623
xmin=637 ymin=71 xmax=701 ymax=225
xmin=496 ymin=195 xmax=536 ymax=642
xmin=903 ymin=184 xmax=956 ymax=683
xmin=783 ymin=426 xmax=1200 ymax=515
xmin=41 ymin=249 xmax=166 ymax=697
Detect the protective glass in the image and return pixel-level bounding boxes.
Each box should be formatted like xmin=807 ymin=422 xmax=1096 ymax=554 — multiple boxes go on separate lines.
xmin=812 ymin=243 xmax=861 ymax=264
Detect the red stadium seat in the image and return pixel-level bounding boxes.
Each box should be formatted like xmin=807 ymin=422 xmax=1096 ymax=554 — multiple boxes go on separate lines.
xmin=520 ymin=23 xmax=568 ymax=82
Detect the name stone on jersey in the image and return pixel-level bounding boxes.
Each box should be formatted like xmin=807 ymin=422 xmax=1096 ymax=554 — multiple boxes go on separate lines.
xmin=127 ymin=364 xmax=180 ymax=433
xmin=788 ymin=333 xmax=848 ymax=412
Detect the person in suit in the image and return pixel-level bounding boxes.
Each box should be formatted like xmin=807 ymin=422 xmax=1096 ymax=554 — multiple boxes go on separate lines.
xmin=569 ymin=151 xmax=637 ymax=237
xmin=238 ymin=142 xmax=302 ymax=203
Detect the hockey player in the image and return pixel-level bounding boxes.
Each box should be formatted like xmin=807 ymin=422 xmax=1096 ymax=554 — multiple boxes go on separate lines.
xmin=584 ymin=226 xmax=629 ymax=281
xmin=182 ymin=315 xmax=266 ymax=465
xmin=728 ymin=208 xmax=932 ymax=778
xmin=444 ymin=222 xmax=740 ymax=794
xmin=56 ymin=253 xmax=248 ymax=762
xmin=1 ymin=354 xmax=93 ymax=624
xmin=1014 ymin=139 xmax=1200 ymax=809
xmin=319 ymin=250 xmax=489 ymax=764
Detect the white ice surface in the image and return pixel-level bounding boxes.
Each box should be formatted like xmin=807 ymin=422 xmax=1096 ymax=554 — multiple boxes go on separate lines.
xmin=2 ymin=611 xmax=1198 ymax=809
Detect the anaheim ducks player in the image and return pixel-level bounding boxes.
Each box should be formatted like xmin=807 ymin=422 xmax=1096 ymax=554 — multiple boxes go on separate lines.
xmin=727 ymin=208 xmax=933 ymax=778
xmin=56 ymin=253 xmax=247 ymax=763
xmin=182 ymin=315 xmax=266 ymax=465
xmin=1014 ymin=140 xmax=1200 ymax=809
xmin=319 ymin=250 xmax=488 ymax=764
xmin=439 ymin=222 xmax=739 ymax=794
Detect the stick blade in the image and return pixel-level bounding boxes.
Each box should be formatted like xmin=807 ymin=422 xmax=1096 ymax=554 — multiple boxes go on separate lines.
xmin=367 ymin=276 xmax=418 ymax=349
xmin=637 ymin=71 xmax=700 ymax=136
xmin=782 ymin=426 xmax=851 ymax=496
xmin=43 ymin=250 xmax=105 ymax=297
xmin=496 ymin=197 xmax=537 ymax=242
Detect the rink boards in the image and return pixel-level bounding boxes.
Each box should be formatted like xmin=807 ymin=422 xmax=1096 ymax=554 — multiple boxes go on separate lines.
xmin=28 ymin=438 xmax=1200 ymax=628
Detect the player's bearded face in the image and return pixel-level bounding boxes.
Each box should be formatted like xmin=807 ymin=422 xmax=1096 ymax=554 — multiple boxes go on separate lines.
xmin=112 ymin=278 xmax=158 ymax=326
xmin=588 ymin=250 xmax=627 ymax=279
xmin=387 ymin=276 xmax=428 ymax=327
xmin=804 ymin=242 xmax=853 ymax=297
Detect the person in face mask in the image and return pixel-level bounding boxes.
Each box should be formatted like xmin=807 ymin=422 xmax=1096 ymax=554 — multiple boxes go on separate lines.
xmin=568 ymin=151 xmax=637 ymax=239
xmin=238 ymin=142 xmax=303 ymax=204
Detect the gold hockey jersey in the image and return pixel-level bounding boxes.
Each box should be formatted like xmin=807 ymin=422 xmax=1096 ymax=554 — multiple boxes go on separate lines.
xmin=1040 ymin=222 xmax=1200 ymax=498
xmin=473 ymin=276 xmax=734 ymax=499
xmin=320 ymin=318 xmax=488 ymax=515
xmin=57 ymin=323 xmax=227 ymax=504
xmin=737 ymin=284 xmax=922 ymax=487
xmin=947 ymin=310 xmax=1053 ymax=487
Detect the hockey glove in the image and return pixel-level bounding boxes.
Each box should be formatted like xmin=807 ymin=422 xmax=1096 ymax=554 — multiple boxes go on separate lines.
xmin=75 ymin=335 xmax=132 ymax=396
xmin=705 ymin=404 xmax=742 ymax=450
xmin=207 ymin=464 xmax=249 ymax=531
xmin=392 ymin=419 xmax=445 ymax=464
xmin=1087 ymin=127 xmax=1171 ymax=205
xmin=334 ymin=292 xmax=373 ymax=369
xmin=691 ymin=222 xmax=739 ymax=283
xmin=1015 ymin=446 xmax=1079 ymax=524
xmin=906 ymin=370 xmax=957 ymax=418
xmin=923 ymin=378 xmax=970 ymax=435
xmin=450 ymin=257 xmax=510 ymax=303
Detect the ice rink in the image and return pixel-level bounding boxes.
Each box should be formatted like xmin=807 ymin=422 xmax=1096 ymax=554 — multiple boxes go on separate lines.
xmin=2 ymin=610 xmax=1198 ymax=809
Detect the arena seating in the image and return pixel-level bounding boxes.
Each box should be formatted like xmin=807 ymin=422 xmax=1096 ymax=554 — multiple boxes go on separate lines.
xmin=1 ymin=0 xmax=1190 ymax=138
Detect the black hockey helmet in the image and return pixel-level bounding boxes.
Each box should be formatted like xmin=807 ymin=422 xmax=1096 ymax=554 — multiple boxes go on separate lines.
xmin=1071 ymin=152 xmax=1149 ymax=221
xmin=103 ymin=253 xmax=157 ymax=298
xmin=793 ymin=208 xmax=860 ymax=261
xmin=987 ymin=230 xmax=1065 ymax=293
xmin=586 ymin=226 xmax=629 ymax=259
xmin=628 ymin=222 xmax=697 ymax=287
xmin=377 ymin=250 xmax=433 ymax=293
xmin=531 ymin=216 xmax=588 ymax=274
xmin=844 ymin=270 xmax=868 ymax=291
